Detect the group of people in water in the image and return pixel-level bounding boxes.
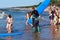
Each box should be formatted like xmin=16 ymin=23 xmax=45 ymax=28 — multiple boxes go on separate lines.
xmin=48 ymin=5 xmax=60 ymax=31
xmin=6 ymin=5 xmax=60 ymax=33
xmin=26 ymin=7 xmax=40 ymax=32
xmin=6 ymin=7 xmax=40 ymax=33
xmin=49 ymin=5 xmax=60 ymax=25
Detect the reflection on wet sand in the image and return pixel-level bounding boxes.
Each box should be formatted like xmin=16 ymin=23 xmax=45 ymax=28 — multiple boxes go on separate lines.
xmin=6 ymin=36 xmax=11 ymax=40
xmin=57 ymin=25 xmax=60 ymax=33
xmin=50 ymin=25 xmax=58 ymax=39
xmin=33 ymin=32 xmax=40 ymax=40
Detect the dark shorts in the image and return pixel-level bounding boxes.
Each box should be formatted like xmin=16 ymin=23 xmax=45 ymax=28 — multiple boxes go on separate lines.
xmin=49 ymin=15 xmax=54 ymax=20
xmin=32 ymin=18 xmax=39 ymax=27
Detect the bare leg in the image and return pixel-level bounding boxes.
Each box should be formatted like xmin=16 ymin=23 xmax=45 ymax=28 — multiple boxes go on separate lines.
xmin=7 ymin=24 xmax=12 ymax=33
xmin=26 ymin=25 xmax=29 ymax=30
xmin=26 ymin=20 xmax=29 ymax=30
xmin=50 ymin=20 xmax=54 ymax=25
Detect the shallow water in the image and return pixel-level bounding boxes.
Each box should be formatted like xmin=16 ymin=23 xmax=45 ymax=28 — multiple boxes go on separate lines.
xmin=0 ymin=10 xmax=60 ymax=40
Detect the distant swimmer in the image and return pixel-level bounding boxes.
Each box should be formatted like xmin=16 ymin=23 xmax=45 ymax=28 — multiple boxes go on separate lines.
xmin=2 ymin=11 xmax=5 ymax=17
xmin=6 ymin=14 xmax=12 ymax=33
xmin=0 ymin=11 xmax=5 ymax=18
xmin=1 ymin=11 xmax=7 ymax=17
xmin=0 ymin=11 xmax=7 ymax=19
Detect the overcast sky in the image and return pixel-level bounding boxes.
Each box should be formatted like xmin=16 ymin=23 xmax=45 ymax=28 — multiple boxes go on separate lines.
xmin=0 ymin=0 xmax=44 ymax=8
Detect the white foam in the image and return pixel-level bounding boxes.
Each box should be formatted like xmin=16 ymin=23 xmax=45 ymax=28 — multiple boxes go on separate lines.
xmin=0 ymin=11 xmax=5 ymax=19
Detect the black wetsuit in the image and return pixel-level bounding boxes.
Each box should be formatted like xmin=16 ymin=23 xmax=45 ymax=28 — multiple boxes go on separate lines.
xmin=32 ymin=10 xmax=39 ymax=32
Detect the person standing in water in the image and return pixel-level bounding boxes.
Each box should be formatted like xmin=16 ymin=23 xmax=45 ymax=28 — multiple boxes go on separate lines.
xmin=26 ymin=12 xmax=32 ymax=30
xmin=6 ymin=14 xmax=12 ymax=33
xmin=48 ymin=5 xmax=53 ymax=25
xmin=53 ymin=5 xmax=58 ymax=25
xmin=49 ymin=5 xmax=58 ymax=25
xmin=31 ymin=7 xmax=40 ymax=33
xmin=50 ymin=5 xmax=58 ymax=31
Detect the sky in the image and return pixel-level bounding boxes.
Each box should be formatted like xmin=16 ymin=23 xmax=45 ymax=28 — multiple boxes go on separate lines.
xmin=0 ymin=0 xmax=44 ymax=8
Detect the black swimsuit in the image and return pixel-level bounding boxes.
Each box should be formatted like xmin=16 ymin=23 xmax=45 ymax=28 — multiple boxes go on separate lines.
xmin=49 ymin=11 xmax=55 ymax=20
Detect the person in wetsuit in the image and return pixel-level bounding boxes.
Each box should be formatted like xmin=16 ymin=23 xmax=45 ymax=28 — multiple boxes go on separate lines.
xmin=31 ymin=7 xmax=40 ymax=32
